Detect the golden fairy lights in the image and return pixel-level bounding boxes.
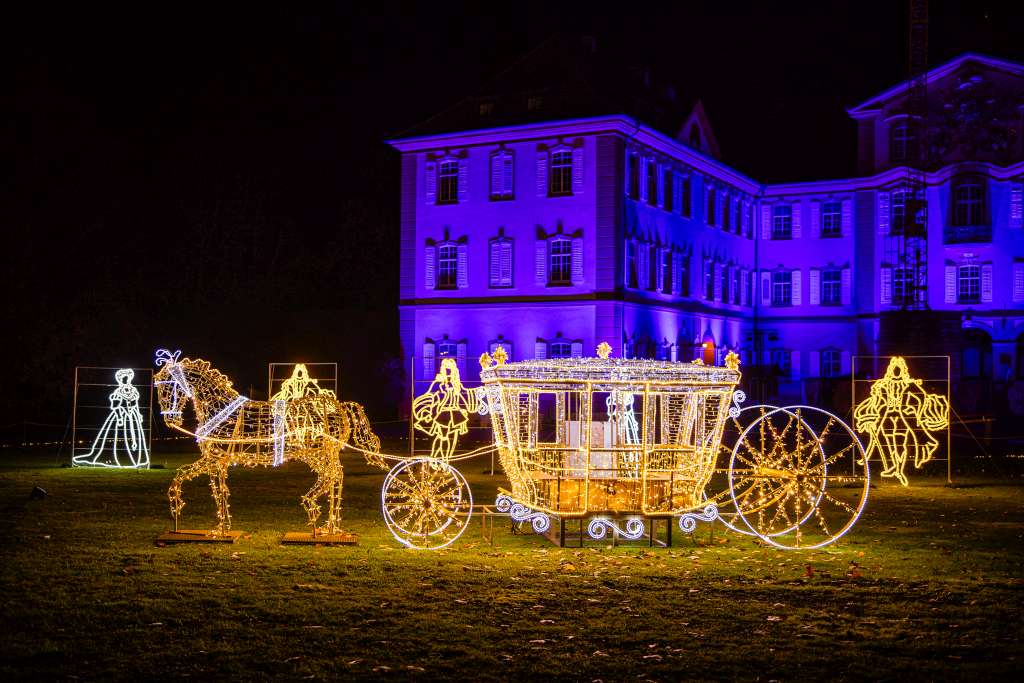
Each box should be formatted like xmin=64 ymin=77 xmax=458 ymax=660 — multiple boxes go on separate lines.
xmin=154 ymin=350 xmax=381 ymax=536
xmin=854 ymin=356 xmax=949 ymax=486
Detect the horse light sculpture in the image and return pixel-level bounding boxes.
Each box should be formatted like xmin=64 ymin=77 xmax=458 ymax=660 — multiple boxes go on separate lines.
xmin=154 ymin=349 xmax=382 ymax=537
xmin=854 ymin=356 xmax=949 ymax=486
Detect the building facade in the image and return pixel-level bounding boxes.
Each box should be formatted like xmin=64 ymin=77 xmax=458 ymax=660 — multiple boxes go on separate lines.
xmin=389 ymin=53 xmax=1024 ymax=411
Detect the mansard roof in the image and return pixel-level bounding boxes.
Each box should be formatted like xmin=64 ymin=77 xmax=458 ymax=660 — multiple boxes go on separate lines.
xmin=846 ymin=52 xmax=1024 ymax=117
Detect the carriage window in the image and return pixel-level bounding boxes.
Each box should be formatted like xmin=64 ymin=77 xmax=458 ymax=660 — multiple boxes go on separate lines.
xmin=537 ymin=393 xmax=559 ymax=444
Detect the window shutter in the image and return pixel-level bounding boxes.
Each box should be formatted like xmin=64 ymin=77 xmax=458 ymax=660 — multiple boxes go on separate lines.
xmin=673 ymin=174 xmax=682 ymax=214
xmin=742 ymin=200 xmax=751 ymax=237
xmin=981 ymin=263 xmax=993 ymax=303
xmin=490 ymin=154 xmax=503 ymax=197
xmin=656 ymin=248 xmax=665 ymax=292
xmin=422 ymin=341 xmax=436 ymax=378
xmin=570 ymin=341 xmax=583 ymax=358
xmin=740 ymin=270 xmax=749 ymax=306
xmin=456 ymin=243 xmax=468 ymax=289
xmin=655 ymin=165 xmax=664 ymax=208
xmin=489 ymin=241 xmax=500 ymax=287
xmin=456 ymin=342 xmax=468 ymax=377
xmin=1014 ymin=262 xmax=1024 ymax=302
xmin=878 ymin=191 xmax=890 ymax=234
xmin=500 ymin=241 xmax=513 ymax=287
xmin=673 ymin=252 xmax=683 ymax=295
xmin=840 ymin=350 xmax=851 ymax=376
xmin=424 ymin=160 xmax=436 ymax=204
xmin=808 ymin=268 xmax=820 ymax=305
xmin=536 ymin=149 xmax=548 ymax=196
xmin=761 ymin=204 xmax=771 ymax=240
xmin=534 ymin=340 xmax=547 ymax=359
xmin=572 ymin=145 xmax=584 ymax=194
xmin=841 ymin=267 xmax=852 ymax=305
xmin=809 ymin=351 xmax=820 ymax=377
xmin=792 ymin=203 xmax=802 ymax=239
xmin=810 ymin=201 xmax=821 ymax=238
xmin=944 ymin=265 xmax=956 ymax=304
xmin=790 ymin=350 xmax=801 ymax=380
xmin=881 ymin=267 xmax=892 ymax=305
xmin=503 ymin=154 xmax=514 ymax=196
xmin=639 ymin=245 xmax=649 ymax=290
xmin=791 ymin=268 xmax=802 ymax=306
xmin=713 ymin=263 xmax=722 ymax=301
xmin=535 ymin=240 xmax=548 ymax=286
xmin=841 ymin=199 xmax=853 ymax=236
xmin=424 ymin=246 xmax=436 ymax=290
xmin=571 ymin=237 xmax=584 ymax=285
xmin=640 ymin=157 xmax=649 ymax=203
xmin=457 ymin=157 xmax=469 ymax=202
xmin=761 ymin=271 xmax=771 ymax=305
xmin=1010 ymin=183 xmax=1024 ymax=229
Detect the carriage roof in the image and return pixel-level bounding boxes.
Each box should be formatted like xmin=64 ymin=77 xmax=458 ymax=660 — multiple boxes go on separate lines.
xmin=479 ymin=358 xmax=740 ymax=387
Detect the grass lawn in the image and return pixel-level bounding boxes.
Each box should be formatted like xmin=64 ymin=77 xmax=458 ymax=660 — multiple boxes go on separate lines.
xmin=1 ymin=445 xmax=1022 ymax=681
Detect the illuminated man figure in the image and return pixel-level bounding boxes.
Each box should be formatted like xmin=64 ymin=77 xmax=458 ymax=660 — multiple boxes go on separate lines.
xmin=273 ymin=364 xmax=335 ymax=400
xmin=413 ymin=357 xmax=479 ymax=464
xmin=854 ymin=357 xmax=949 ymax=486
xmin=607 ymin=391 xmax=640 ymax=477
xmin=74 ymin=368 xmax=149 ymax=468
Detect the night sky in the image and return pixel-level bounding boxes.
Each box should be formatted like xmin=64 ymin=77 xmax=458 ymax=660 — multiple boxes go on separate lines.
xmin=7 ymin=2 xmax=1022 ymax=429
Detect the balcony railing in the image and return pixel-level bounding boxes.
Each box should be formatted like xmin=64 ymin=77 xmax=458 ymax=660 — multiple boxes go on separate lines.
xmin=944 ymin=224 xmax=992 ymax=244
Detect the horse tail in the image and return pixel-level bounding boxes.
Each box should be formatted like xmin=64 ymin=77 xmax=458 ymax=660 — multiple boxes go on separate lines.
xmin=339 ymin=401 xmax=386 ymax=469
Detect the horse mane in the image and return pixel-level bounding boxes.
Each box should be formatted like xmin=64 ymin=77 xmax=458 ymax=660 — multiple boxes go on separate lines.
xmin=340 ymin=401 xmax=385 ymax=469
xmin=182 ymin=357 xmax=236 ymax=392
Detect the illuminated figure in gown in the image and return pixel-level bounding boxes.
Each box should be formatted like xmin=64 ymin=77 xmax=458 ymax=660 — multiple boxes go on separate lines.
xmin=412 ymin=357 xmax=479 ymax=464
xmin=272 ymin=364 xmax=336 ymax=401
xmin=854 ymin=357 xmax=949 ymax=486
xmin=74 ymin=368 xmax=149 ymax=468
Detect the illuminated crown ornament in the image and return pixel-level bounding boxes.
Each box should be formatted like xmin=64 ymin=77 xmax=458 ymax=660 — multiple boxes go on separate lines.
xmin=478 ymin=352 xmax=492 ymax=370
xmin=491 ymin=344 xmax=508 ymax=366
xmin=724 ymin=350 xmax=740 ymax=370
xmin=596 ymin=341 xmax=612 ymax=359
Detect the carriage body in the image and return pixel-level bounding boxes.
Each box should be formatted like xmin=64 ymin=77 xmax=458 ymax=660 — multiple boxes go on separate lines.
xmin=480 ymin=358 xmax=740 ymax=519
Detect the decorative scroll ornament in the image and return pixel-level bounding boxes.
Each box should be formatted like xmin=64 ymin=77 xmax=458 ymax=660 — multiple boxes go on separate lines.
xmin=153 ymin=349 xmax=382 ymax=535
xmin=678 ymin=504 xmax=719 ymax=533
xmin=72 ymin=368 xmax=150 ymax=469
xmin=728 ymin=389 xmax=747 ymax=418
xmin=853 ymin=357 xmax=949 ymax=486
xmin=587 ymin=517 xmax=645 ymax=541
xmin=496 ymin=494 xmax=550 ymax=533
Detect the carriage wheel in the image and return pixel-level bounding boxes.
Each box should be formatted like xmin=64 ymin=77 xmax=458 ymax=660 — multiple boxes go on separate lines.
xmin=382 ymin=458 xmax=473 ymax=550
xmin=727 ymin=405 xmax=869 ymax=549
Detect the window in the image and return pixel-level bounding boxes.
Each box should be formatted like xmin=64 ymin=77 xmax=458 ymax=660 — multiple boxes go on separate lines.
xmin=734 ymin=200 xmax=744 ymax=235
xmin=549 ymin=238 xmax=572 ymax=285
xmin=625 ymin=241 xmax=638 ymax=288
xmin=771 ymin=349 xmax=791 ymax=376
xmin=890 ymin=123 xmax=917 ymax=163
xmin=707 ymin=187 xmax=717 ymax=225
xmin=722 ymin=195 xmax=731 ymax=232
xmin=438 ymin=161 xmax=459 ymax=204
xmin=647 ymin=245 xmax=657 ymax=290
xmin=720 ymin=266 xmax=730 ymax=303
xmin=822 ymin=269 xmax=841 ymax=305
xmin=681 ymin=176 xmax=692 ymax=217
xmin=488 ymin=338 xmax=513 ymax=361
xmin=893 ymin=267 xmax=915 ymax=306
xmin=489 ymin=238 xmax=513 ymax=288
xmin=732 ymin=268 xmax=741 ymax=304
xmin=438 ymin=339 xmax=458 ymax=360
xmin=822 ymin=201 xmax=842 ymax=237
xmin=953 ymin=182 xmax=984 ymax=226
xmin=772 ymin=205 xmax=792 ymax=240
xmin=549 ymin=150 xmax=573 ymax=196
xmin=661 ymin=250 xmax=672 ymax=293
xmin=890 ymin=190 xmax=906 ymax=235
xmin=437 ymin=244 xmax=458 ymax=289
xmin=479 ymin=101 xmax=494 ymax=116
xmin=550 ymin=340 xmax=572 ymax=358
xmin=958 ymin=265 xmax=981 ymax=304
xmin=745 ymin=271 xmax=752 ymax=306
xmin=680 ymin=255 xmax=690 ymax=296
xmin=663 ymin=170 xmax=673 ymax=212
xmin=490 ymin=151 xmax=514 ymax=200
xmin=646 ymin=160 xmax=658 ymax=206
xmin=628 ymin=154 xmax=640 ymax=200
xmin=527 ymin=96 xmax=543 ymax=111
xmin=704 ymin=262 xmax=714 ymax=300
xmin=821 ymin=350 xmax=841 ymax=378
xmin=962 ymin=330 xmax=992 ymax=378
xmin=771 ymin=271 xmax=792 ymax=306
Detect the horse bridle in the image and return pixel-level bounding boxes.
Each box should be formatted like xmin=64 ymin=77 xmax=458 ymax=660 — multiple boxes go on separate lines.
xmin=155 ymin=349 xmax=193 ymax=418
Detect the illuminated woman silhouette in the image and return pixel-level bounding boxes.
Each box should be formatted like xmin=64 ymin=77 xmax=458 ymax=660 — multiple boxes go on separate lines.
xmin=74 ymin=368 xmax=149 ymax=468
xmin=412 ymin=358 xmax=478 ymax=464
xmin=854 ymin=357 xmax=948 ymax=486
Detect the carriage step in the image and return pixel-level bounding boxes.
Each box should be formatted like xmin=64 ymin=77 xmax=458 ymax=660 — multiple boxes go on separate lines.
xmin=281 ymin=531 xmax=358 ymax=546
xmin=156 ymin=529 xmax=248 ymax=544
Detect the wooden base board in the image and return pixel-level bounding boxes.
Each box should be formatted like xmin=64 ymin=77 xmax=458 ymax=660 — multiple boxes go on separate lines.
xmin=281 ymin=531 xmax=358 ymax=546
xmin=156 ymin=529 xmax=247 ymax=544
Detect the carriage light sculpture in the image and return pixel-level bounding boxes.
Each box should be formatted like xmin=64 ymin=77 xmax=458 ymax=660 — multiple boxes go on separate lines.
xmin=853 ymin=356 xmax=949 ymax=486
xmin=153 ymin=349 xmax=382 ymax=536
xmin=479 ymin=345 xmax=870 ymax=549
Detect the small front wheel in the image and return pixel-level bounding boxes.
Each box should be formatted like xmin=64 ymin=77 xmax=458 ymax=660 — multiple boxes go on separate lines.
xmin=382 ymin=458 xmax=473 ymax=550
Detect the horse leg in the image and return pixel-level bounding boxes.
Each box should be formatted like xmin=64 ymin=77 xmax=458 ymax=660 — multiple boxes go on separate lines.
xmin=168 ymin=451 xmax=215 ymax=531
xmin=302 ymin=460 xmax=331 ymax=535
xmin=209 ymin=460 xmax=232 ymax=534
xmin=322 ymin=453 xmax=344 ymax=535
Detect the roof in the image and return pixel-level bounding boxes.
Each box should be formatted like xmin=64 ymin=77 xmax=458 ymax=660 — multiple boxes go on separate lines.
xmin=480 ymin=357 xmax=740 ymax=387
xmin=847 ymin=52 xmax=1024 ymax=117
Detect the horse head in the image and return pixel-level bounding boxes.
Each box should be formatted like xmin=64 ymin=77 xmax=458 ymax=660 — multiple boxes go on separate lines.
xmin=154 ymin=349 xmax=192 ymax=430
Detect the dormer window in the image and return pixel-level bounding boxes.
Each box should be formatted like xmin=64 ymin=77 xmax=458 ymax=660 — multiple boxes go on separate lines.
xmin=953 ymin=180 xmax=984 ymax=227
xmin=890 ymin=122 xmax=918 ymax=163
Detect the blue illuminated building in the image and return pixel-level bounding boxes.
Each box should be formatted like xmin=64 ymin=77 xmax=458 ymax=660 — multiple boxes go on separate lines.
xmin=388 ymin=48 xmax=1024 ymax=411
